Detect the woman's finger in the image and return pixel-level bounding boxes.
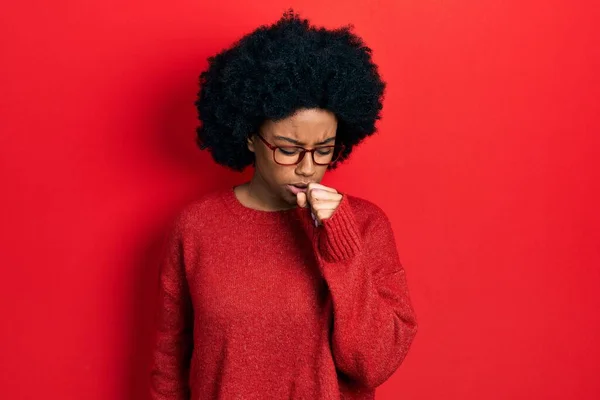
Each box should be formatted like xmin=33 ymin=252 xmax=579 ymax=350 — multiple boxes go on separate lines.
xmin=308 ymin=189 xmax=342 ymax=203
xmin=310 ymin=200 xmax=339 ymax=211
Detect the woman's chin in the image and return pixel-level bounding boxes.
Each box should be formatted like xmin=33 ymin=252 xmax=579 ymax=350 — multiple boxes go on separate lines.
xmin=282 ymin=189 xmax=299 ymax=205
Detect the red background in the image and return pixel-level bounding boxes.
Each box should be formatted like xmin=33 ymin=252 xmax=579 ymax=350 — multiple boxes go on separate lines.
xmin=1 ymin=1 xmax=599 ymax=399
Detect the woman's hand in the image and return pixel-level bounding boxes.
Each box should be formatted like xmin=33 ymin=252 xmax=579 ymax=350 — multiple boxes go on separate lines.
xmin=296 ymin=183 xmax=343 ymax=226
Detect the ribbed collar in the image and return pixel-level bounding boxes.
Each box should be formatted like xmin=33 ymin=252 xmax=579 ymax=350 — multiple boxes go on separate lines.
xmin=220 ymin=184 xmax=310 ymax=226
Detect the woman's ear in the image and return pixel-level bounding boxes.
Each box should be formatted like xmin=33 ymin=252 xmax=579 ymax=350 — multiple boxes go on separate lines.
xmin=247 ymin=134 xmax=256 ymax=153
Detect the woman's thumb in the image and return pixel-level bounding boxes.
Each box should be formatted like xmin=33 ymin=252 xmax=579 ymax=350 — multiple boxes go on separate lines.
xmin=296 ymin=192 xmax=308 ymax=208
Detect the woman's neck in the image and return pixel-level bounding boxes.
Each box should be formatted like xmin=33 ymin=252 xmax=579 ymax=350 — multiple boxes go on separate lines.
xmin=235 ymin=177 xmax=295 ymax=212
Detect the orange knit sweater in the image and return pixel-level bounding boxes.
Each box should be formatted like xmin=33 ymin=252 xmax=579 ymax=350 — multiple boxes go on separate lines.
xmin=149 ymin=186 xmax=418 ymax=399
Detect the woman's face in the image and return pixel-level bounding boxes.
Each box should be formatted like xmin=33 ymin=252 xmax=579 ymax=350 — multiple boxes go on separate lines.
xmin=247 ymin=108 xmax=338 ymax=207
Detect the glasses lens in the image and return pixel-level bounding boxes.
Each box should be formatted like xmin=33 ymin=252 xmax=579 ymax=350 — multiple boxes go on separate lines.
xmin=314 ymin=146 xmax=336 ymax=165
xmin=274 ymin=147 xmax=302 ymax=165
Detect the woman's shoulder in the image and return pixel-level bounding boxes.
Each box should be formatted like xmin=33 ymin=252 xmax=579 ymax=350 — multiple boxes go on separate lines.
xmin=169 ymin=187 xmax=230 ymax=232
xmin=343 ymin=191 xmax=391 ymax=226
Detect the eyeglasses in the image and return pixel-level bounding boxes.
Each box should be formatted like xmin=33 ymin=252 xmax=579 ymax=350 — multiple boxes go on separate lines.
xmin=255 ymin=132 xmax=345 ymax=166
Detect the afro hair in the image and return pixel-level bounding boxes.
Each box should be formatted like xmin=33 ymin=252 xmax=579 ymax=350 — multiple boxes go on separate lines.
xmin=194 ymin=8 xmax=386 ymax=172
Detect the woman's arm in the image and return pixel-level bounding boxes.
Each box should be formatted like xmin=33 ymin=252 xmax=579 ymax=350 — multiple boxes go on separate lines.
xmin=310 ymin=194 xmax=418 ymax=389
xmin=149 ymin=217 xmax=194 ymax=400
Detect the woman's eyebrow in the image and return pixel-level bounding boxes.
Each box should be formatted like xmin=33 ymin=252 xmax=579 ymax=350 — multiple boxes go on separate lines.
xmin=274 ymin=135 xmax=336 ymax=145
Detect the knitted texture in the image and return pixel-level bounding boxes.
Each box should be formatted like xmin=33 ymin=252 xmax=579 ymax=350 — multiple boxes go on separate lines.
xmin=149 ymin=186 xmax=418 ymax=400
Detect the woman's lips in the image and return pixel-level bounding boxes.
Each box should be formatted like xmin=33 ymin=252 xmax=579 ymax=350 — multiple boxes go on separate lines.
xmin=287 ymin=184 xmax=307 ymax=195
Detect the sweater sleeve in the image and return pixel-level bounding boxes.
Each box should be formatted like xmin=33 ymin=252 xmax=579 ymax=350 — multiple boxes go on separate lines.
xmin=314 ymin=194 xmax=418 ymax=389
xmin=149 ymin=216 xmax=194 ymax=400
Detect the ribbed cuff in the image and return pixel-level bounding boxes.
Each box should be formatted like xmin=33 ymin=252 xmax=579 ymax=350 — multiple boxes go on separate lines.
xmin=318 ymin=193 xmax=362 ymax=262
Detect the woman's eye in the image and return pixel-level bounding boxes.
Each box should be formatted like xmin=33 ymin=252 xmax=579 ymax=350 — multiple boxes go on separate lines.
xmin=278 ymin=148 xmax=299 ymax=155
xmin=317 ymin=148 xmax=333 ymax=155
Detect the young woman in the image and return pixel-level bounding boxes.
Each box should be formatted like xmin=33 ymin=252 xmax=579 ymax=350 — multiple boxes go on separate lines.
xmin=150 ymin=9 xmax=418 ymax=400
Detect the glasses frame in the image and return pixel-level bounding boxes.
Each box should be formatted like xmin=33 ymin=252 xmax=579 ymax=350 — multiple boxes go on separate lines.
xmin=255 ymin=132 xmax=345 ymax=166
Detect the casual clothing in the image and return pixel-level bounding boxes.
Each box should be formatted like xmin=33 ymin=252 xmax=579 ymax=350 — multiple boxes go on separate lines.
xmin=150 ymin=186 xmax=418 ymax=399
